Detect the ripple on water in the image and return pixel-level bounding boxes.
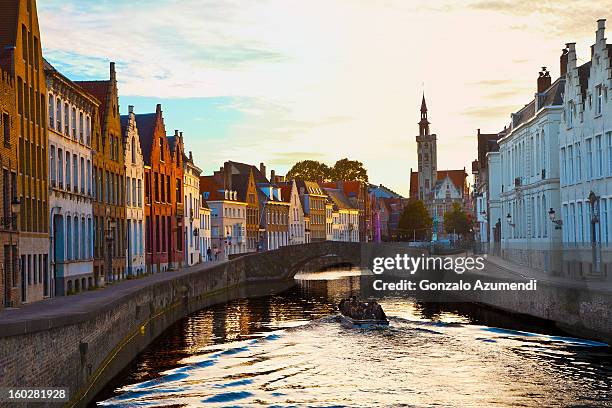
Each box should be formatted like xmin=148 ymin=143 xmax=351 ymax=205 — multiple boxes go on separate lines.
xmin=96 ymin=275 xmax=612 ymax=407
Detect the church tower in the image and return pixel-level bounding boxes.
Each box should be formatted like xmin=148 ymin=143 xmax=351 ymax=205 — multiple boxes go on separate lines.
xmin=416 ymin=93 xmax=437 ymax=201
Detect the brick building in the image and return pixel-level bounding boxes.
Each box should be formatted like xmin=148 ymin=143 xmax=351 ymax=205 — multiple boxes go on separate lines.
xmin=166 ymin=131 xmax=184 ymax=270
xmin=0 ymin=0 xmax=50 ymax=304
xmin=76 ymin=63 xmax=127 ymax=284
xmin=137 ymin=105 xmax=184 ymax=273
xmin=0 ymin=52 xmax=19 ymax=309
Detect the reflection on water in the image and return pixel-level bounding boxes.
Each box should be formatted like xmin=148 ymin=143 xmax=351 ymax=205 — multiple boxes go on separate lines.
xmin=96 ymin=270 xmax=612 ymax=407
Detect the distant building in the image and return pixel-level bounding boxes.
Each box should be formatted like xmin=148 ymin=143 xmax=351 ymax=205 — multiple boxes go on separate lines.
xmin=321 ymin=181 xmax=371 ymax=242
xmin=199 ymin=200 xmax=212 ymax=262
xmin=560 ymin=20 xmax=612 ymax=247
xmin=280 ymin=180 xmax=305 ymax=245
xmin=1 ymin=0 xmax=50 ymax=304
xmin=183 ymin=151 xmax=202 ymax=266
xmin=295 ymin=180 xmax=327 ymax=242
xmin=472 ymin=128 xmax=502 ymax=243
xmin=0 ymin=40 xmax=19 ymax=309
xmin=200 ymin=175 xmax=247 ymax=258
xmin=46 ymin=60 xmax=97 ymax=295
xmin=409 ymin=95 xmax=469 ymax=235
xmin=323 ymin=188 xmax=359 ymax=242
xmin=499 ymin=67 xmax=564 ymax=248
xmin=136 ymin=105 xmax=183 ymax=273
xmin=121 ymin=106 xmax=145 ymax=276
xmin=77 ymin=63 xmax=127 ymax=284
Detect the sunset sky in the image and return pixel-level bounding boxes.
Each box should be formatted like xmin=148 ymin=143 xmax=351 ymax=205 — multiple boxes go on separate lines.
xmin=38 ymin=0 xmax=612 ymax=195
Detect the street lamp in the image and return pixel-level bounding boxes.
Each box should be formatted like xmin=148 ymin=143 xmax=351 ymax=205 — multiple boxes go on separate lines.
xmin=548 ymin=208 xmax=563 ymax=229
xmin=506 ymin=213 xmax=515 ymax=228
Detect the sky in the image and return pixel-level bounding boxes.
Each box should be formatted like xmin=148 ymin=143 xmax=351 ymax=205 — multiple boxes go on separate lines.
xmin=37 ymin=0 xmax=612 ymax=196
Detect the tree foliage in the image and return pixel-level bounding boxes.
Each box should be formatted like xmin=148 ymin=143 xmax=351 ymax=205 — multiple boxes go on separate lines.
xmin=331 ymin=158 xmax=369 ymax=182
xmin=286 ymin=158 xmax=368 ymax=182
xmin=443 ymin=202 xmax=473 ymax=235
xmin=286 ymin=160 xmax=332 ymax=181
xmin=398 ymin=199 xmax=432 ymax=241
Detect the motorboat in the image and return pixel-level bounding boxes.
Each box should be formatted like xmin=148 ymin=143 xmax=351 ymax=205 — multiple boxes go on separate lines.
xmin=338 ymin=298 xmax=389 ymax=328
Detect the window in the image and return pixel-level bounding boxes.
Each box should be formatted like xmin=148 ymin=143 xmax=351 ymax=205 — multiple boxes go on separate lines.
xmin=56 ymin=98 xmax=61 ymax=130
xmin=67 ymin=216 xmax=72 ymax=260
xmin=48 ymin=95 xmax=54 ymax=129
xmin=138 ymin=179 xmax=142 ymax=207
xmin=2 ymin=112 xmax=9 ymax=146
xmin=80 ymin=157 xmax=85 ymax=193
xmin=79 ymin=112 xmax=83 ymax=142
xmin=596 ymin=135 xmax=603 ymax=177
xmin=154 ymin=173 xmax=159 ymax=202
xmin=567 ymin=145 xmax=573 ymax=183
xmin=561 ymin=148 xmax=566 ymax=184
xmin=131 ymin=137 xmax=136 ymax=163
xmin=159 ymin=139 xmax=164 ymax=161
xmin=58 ymin=148 xmax=64 ymax=188
xmin=65 ymin=151 xmax=71 ymax=189
xmin=63 ymin=103 xmax=69 ymax=135
xmin=176 ymin=178 xmax=181 ymax=203
xmin=596 ymin=85 xmax=603 ymax=115
xmin=72 ymin=108 xmax=77 ymax=139
xmin=132 ymin=178 xmax=136 ymax=206
xmin=73 ymin=154 xmax=78 ymax=193
xmin=126 ymin=177 xmax=131 ymax=205
xmin=608 ymin=132 xmax=612 ymax=175
xmin=575 ymin=142 xmax=582 ymax=181
xmin=86 ymin=117 xmax=91 ymax=146
xmin=50 ymin=146 xmax=56 ymax=186
xmin=586 ymin=139 xmax=593 ymax=179
xmin=87 ymin=160 xmax=91 ymax=195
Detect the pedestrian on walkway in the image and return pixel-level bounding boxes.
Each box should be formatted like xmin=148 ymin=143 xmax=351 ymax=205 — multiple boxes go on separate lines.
xmin=207 ymin=247 xmax=212 ymax=262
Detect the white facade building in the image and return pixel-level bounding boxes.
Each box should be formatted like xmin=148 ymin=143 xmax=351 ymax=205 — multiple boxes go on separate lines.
xmin=121 ymin=106 xmax=145 ymax=276
xmin=207 ymin=190 xmax=247 ymax=259
xmin=46 ymin=62 xmax=96 ymax=295
xmin=498 ymin=68 xmax=564 ymax=249
xmin=199 ymin=201 xmax=212 ymax=262
xmin=184 ymin=152 xmax=202 ymax=266
xmin=560 ymin=20 xmax=612 ymax=247
xmin=324 ymin=188 xmax=360 ymax=242
xmin=487 ymin=151 xmax=503 ymax=244
xmin=284 ymin=180 xmax=305 ymax=245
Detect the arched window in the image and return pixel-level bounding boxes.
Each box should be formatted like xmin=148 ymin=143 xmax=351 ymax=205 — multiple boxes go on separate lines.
xmin=50 ymin=145 xmax=56 ymax=186
xmin=64 ymin=102 xmax=69 ymax=135
xmin=65 ymin=151 xmax=71 ymax=189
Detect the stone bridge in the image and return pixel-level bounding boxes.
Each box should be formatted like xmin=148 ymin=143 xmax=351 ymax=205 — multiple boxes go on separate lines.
xmin=0 ymin=241 xmax=371 ymax=408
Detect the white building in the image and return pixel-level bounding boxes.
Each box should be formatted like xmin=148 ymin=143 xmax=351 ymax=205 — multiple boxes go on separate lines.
xmin=498 ymin=67 xmax=564 ymax=252
xmin=45 ymin=61 xmax=96 ymax=295
xmin=560 ymin=20 xmax=612 ymax=247
xmin=487 ymin=151 xmax=503 ymax=244
xmin=282 ymin=180 xmax=305 ymax=245
xmin=199 ymin=200 xmax=212 ymax=262
xmin=201 ymin=177 xmax=247 ymax=259
xmin=325 ymin=200 xmax=333 ymax=241
xmin=184 ymin=151 xmax=202 ymax=266
xmin=121 ymin=106 xmax=145 ymax=276
xmin=324 ymin=188 xmax=359 ymax=242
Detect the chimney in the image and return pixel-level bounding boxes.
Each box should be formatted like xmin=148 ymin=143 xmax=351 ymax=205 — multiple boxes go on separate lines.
xmin=174 ymin=129 xmax=179 ymax=137
xmin=270 ymin=169 xmax=276 ymax=182
xmin=560 ymin=46 xmax=569 ymax=77
xmin=537 ymin=67 xmax=551 ymax=93
xmin=189 ymin=151 xmax=193 ymax=161
xmin=597 ymin=19 xmax=606 ymax=44
xmin=260 ymin=162 xmax=266 ymax=179
xmin=128 ymin=105 xmax=134 ymax=114
xmin=224 ymin=162 xmax=232 ymax=192
xmin=156 ymin=103 xmax=162 ymax=114
xmin=110 ymin=62 xmax=116 ymax=81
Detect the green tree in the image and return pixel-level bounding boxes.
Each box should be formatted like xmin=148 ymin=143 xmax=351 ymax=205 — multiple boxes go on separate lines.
xmin=398 ymin=199 xmax=432 ymax=241
xmin=443 ymin=202 xmax=472 ymax=235
xmin=331 ymin=158 xmax=368 ymax=182
xmin=286 ymin=160 xmax=332 ymax=181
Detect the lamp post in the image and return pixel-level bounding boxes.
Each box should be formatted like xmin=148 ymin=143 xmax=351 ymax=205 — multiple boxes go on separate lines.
xmin=547 ymin=208 xmax=563 ymax=229
xmin=506 ymin=213 xmax=515 ymax=228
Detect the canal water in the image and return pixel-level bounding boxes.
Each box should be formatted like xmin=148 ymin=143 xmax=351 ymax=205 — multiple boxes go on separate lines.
xmin=96 ymin=270 xmax=612 ymax=407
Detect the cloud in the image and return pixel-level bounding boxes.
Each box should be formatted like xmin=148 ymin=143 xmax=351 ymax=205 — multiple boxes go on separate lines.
xmin=461 ymin=105 xmax=518 ymax=119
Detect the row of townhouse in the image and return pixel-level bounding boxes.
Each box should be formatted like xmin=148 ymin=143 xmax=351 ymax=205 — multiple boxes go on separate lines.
xmin=0 ymin=0 xmax=219 ymax=309
xmin=472 ymin=19 xmax=612 ymax=273
xmin=198 ymin=161 xmax=369 ymax=260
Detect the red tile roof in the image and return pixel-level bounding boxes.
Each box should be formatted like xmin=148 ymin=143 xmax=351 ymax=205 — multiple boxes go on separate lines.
xmin=199 ymin=176 xmax=225 ymax=201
